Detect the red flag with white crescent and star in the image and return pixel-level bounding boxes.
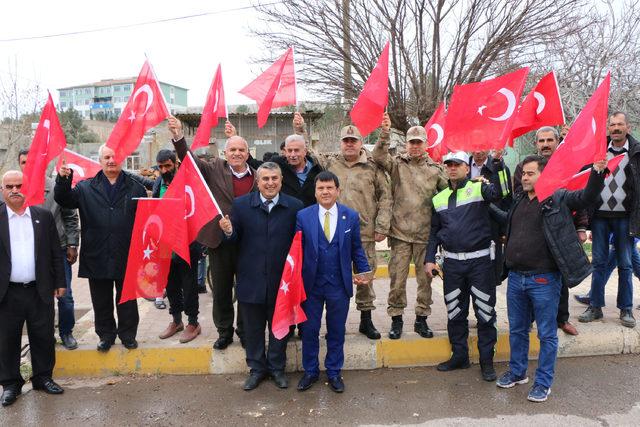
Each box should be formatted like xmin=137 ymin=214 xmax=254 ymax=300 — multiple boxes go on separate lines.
xmin=55 ymin=148 xmax=102 ymax=187
xmin=191 ymin=64 xmax=227 ymax=150
xmin=510 ymin=71 xmax=565 ymax=142
xmin=534 ymin=73 xmax=610 ymax=201
xmin=272 ymin=231 xmax=307 ymax=339
xmin=424 ymin=102 xmax=447 ymax=162
xmin=156 ymin=152 xmax=223 ymax=264
xmin=444 ymin=67 xmax=529 ymax=152
xmin=239 ymin=47 xmax=296 ymax=128
xmin=23 ymin=93 xmax=67 ymax=207
xmin=106 ymin=59 xmax=170 ymax=163
xmin=120 ymin=198 xmax=174 ymax=304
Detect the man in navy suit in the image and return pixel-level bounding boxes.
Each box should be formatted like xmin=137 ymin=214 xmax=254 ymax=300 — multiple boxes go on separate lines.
xmin=219 ymin=162 xmax=303 ymax=391
xmin=295 ymin=171 xmax=371 ymax=393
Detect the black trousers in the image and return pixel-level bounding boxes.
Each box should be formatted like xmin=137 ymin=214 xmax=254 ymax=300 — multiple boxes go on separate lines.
xmin=556 ymin=282 xmax=570 ymax=325
xmin=443 ymin=256 xmax=497 ymax=363
xmin=209 ymin=242 xmax=243 ymax=338
xmin=88 ymin=279 xmax=139 ymax=343
xmin=0 ymin=285 xmax=55 ymax=388
xmin=167 ymin=245 xmax=200 ymax=325
xmin=239 ymin=302 xmax=288 ymax=375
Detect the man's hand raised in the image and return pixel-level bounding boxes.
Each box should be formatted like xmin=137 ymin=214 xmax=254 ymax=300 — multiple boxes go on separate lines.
xmin=168 ymin=115 xmax=184 ymax=141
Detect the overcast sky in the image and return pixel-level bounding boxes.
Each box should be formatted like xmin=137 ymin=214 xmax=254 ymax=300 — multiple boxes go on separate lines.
xmin=1 ymin=0 xmax=300 ymax=109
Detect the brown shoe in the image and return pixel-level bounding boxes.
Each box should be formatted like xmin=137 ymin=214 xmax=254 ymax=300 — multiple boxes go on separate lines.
xmin=559 ymin=321 xmax=579 ymax=336
xmin=179 ymin=323 xmax=201 ymax=343
xmin=159 ymin=321 xmax=184 ymax=339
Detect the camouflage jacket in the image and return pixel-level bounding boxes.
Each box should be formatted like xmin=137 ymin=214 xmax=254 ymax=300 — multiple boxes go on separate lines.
xmin=311 ymin=149 xmax=392 ymax=242
xmin=373 ymin=130 xmax=448 ymax=243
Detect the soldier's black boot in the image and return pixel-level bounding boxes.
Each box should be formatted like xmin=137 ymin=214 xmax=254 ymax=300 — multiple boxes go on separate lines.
xmin=359 ymin=310 xmax=381 ymax=340
xmin=388 ymin=315 xmax=403 ymax=339
xmin=414 ymin=315 xmax=434 ymax=338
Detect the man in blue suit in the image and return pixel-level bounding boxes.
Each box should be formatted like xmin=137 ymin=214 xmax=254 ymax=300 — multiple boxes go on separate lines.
xmin=295 ymin=171 xmax=371 ymax=393
xmin=219 ymin=162 xmax=303 ymax=391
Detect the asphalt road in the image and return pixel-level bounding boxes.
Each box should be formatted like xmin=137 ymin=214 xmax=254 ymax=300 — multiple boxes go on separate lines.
xmin=1 ymin=354 xmax=639 ymax=426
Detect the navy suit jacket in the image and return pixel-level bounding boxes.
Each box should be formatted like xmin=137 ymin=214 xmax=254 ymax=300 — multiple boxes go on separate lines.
xmin=229 ymin=192 xmax=303 ymax=306
xmin=295 ymin=203 xmax=370 ymax=298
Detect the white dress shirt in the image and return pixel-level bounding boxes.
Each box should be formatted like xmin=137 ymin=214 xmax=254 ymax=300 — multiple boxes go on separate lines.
xmin=229 ymin=165 xmax=252 ymax=179
xmin=7 ymin=206 xmax=36 ymax=283
xmin=318 ymin=203 xmax=338 ymax=242
xmin=259 ymin=193 xmax=280 ymax=213
xmin=470 ymin=158 xmax=488 ymax=179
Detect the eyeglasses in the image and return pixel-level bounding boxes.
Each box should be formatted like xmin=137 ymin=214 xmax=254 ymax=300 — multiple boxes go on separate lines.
xmin=3 ymin=184 xmax=22 ymax=190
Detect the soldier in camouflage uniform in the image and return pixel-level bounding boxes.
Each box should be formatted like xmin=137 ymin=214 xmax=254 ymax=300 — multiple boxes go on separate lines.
xmin=373 ymin=112 xmax=449 ymax=339
xmin=293 ymin=113 xmax=392 ymax=340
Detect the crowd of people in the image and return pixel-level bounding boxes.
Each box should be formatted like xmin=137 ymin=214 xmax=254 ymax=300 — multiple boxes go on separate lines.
xmin=0 ymin=110 xmax=637 ymax=407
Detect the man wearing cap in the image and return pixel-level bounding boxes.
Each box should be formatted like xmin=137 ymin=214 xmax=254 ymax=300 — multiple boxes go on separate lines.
xmin=425 ymin=151 xmax=503 ymax=382
xmin=372 ymin=113 xmax=448 ymax=339
xmin=293 ymin=113 xmax=391 ymax=340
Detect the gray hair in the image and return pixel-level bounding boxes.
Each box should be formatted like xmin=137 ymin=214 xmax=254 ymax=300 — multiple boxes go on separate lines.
xmin=284 ymin=134 xmax=306 ymax=147
xmin=535 ymin=126 xmax=559 ymax=141
xmin=224 ymin=136 xmax=249 ymax=151
xmin=2 ymin=170 xmax=22 ymax=185
xmin=257 ymin=162 xmax=282 ymax=177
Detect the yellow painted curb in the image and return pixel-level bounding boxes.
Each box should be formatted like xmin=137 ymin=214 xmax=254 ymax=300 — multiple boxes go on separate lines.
xmin=375 ymin=264 xmax=415 ymax=279
xmin=54 ymin=345 xmax=212 ymax=377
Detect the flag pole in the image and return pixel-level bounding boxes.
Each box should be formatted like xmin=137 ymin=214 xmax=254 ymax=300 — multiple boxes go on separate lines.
xmin=292 ymin=46 xmax=299 ymax=111
xmin=145 ymin=53 xmax=171 ymax=115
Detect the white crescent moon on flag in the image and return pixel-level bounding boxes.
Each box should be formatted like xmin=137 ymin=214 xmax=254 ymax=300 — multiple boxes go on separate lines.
xmin=533 ymin=91 xmax=546 ymax=115
xmin=488 ymin=88 xmax=516 ymax=122
xmin=286 ymin=254 xmax=295 ymax=269
xmin=67 ymin=163 xmax=85 ymax=177
xmin=43 ymin=119 xmax=51 ymax=149
xmin=426 ymin=124 xmax=444 ymax=149
xmin=142 ymin=214 xmax=163 ymax=244
xmin=132 ymin=84 xmax=154 ymax=116
xmin=592 ymin=117 xmax=597 ymax=134
xmin=184 ymin=185 xmax=195 ymax=219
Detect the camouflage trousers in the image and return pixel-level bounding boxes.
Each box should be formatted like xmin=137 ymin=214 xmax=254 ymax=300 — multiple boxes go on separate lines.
xmin=355 ymin=241 xmax=377 ymax=312
xmin=387 ymin=237 xmax=433 ymax=317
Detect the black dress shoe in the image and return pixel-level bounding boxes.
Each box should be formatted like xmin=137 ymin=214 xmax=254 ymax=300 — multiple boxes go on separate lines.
xmin=480 ymin=362 xmax=497 ymax=382
xmin=271 ymin=372 xmax=288 ymax=389
xmin=61 ymin=334 xmax=78 ymax=350
xmin=32 ymin=378 xmax=64 ymax=394
xmin=414 ymin=316 xmax=434 ymax=338
xmin=243 ymin=373 xmax=267 ymax=391
xmin=388 ymin=316 xmax=403 ymax=340
xmin=327 ymin=376 xmax=345 ymax=393
xmin=97 ymin=340 xmax=113 ymax=352
xmin=574 ymin=294 xmax=591 ymax=306
xmin=1 ymin=386 xmax=21 ymax=407
xmin=437 ymin=357 xmax=471 ymax=372
xmin=122 ymin=339 xmax=138 ymax=350
xmin=297 ymin=373 xmax=319 ymax=391
xmin=213 ymin=336 xmax=233 ymax=350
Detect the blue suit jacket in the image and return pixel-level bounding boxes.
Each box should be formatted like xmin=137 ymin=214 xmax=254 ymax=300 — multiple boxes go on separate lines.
xmin=229 ymin=192 xmax=303 ymax=305
xmin=295 ymin=203 xmax=370 ymax=298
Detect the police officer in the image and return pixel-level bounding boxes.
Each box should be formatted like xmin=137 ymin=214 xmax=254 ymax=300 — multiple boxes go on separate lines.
xmin=425 ymin=151 xmax=503 ymax=382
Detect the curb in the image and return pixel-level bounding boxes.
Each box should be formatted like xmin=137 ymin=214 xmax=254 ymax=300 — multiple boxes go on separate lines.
xmin=374 ymin=264 xmax=415 ymax=279
xmin=54 ymin=322 xmax=640 ymax=377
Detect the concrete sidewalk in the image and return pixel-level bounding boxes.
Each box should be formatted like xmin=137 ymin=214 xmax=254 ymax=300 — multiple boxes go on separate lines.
xmin=52 ymin=263 xmax=640 ymax=377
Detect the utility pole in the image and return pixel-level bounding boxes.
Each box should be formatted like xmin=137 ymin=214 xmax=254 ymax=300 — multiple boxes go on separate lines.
xmin=342 ymin=0 xmax=353 ymax=104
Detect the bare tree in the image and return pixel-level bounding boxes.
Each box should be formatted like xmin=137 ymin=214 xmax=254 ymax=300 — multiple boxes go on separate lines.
xmin=253 ymin=0 xmax=592 ymax=132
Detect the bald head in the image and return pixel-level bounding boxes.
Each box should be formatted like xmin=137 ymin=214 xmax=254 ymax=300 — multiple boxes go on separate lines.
xmin=2 ymin=170 xmax=25 ymax=212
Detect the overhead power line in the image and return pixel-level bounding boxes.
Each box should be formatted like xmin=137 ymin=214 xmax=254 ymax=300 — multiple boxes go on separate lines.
xmin=0 ymin=1 xmax=285 ymax=43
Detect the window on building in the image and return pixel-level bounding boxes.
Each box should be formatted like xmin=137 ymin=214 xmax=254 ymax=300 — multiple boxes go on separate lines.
xmin=125 ymin=154 xmax=141 ymax=171
xmin=124 ymin=84 xmax=132 ymax=92
xmin=84 ymin=88 xmax=91 ymax=95
xmin=60 ymin=101 xmax=67 ymax=108
xmin=114 ymin=85 xmax=121 ymax=92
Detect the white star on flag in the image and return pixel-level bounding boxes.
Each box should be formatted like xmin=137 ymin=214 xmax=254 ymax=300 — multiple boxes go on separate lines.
xmin=143 ymin=244 xmax=154 ymax=260
xmin=128 ymin=110 xmax=136 ymax=123
xmin=280 ymin=281 xmax=290 ymax=294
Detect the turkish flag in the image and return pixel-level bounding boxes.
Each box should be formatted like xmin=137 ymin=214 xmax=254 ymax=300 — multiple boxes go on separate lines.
xmin=424 ymin=102 xmax=447 ymax=162
xmin=106 ymin=59 xmax=170 ymax=163
xmin=350 ymin=42 xmax=390 ymax=137
xmin=156 ymin=152 xmax=223 ymax=264
xmin=444 ymin=67 xmax=529 ymax=151
xmin=55 ymin=148 xmax=102 ymax=187
xmin=120 ymin=198 xmax=173 ymax=303
xmin=565 ymin=155 xmax=624 ymax=191
xmin=510 ymin=71 xmax=565 ymax=141
xmin=191 ymin=64 xmax=227 ymax=150
xmin=239 ymin=47 xmax=296 ymax=128
xmin=272 ymin=231 xmax=307 ymax=339
xmin=23 ymin=93 xmax=67 ymax=207
xmin=534 ymin=73 xmax=610 ymax=201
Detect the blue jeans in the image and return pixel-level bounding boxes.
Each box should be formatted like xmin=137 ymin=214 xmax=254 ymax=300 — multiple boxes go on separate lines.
xmin=197 ymin=256 xmax=207 ymax=287
xmin=590 ymin=217 xmax=634 ymax=309
xmin=507 ymin=271 xmax=562 ymax=389
xmin=57 ymin=250 xmax=75 ymax=336
xmin=605 ymin=239 xmax=640 ymax=281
